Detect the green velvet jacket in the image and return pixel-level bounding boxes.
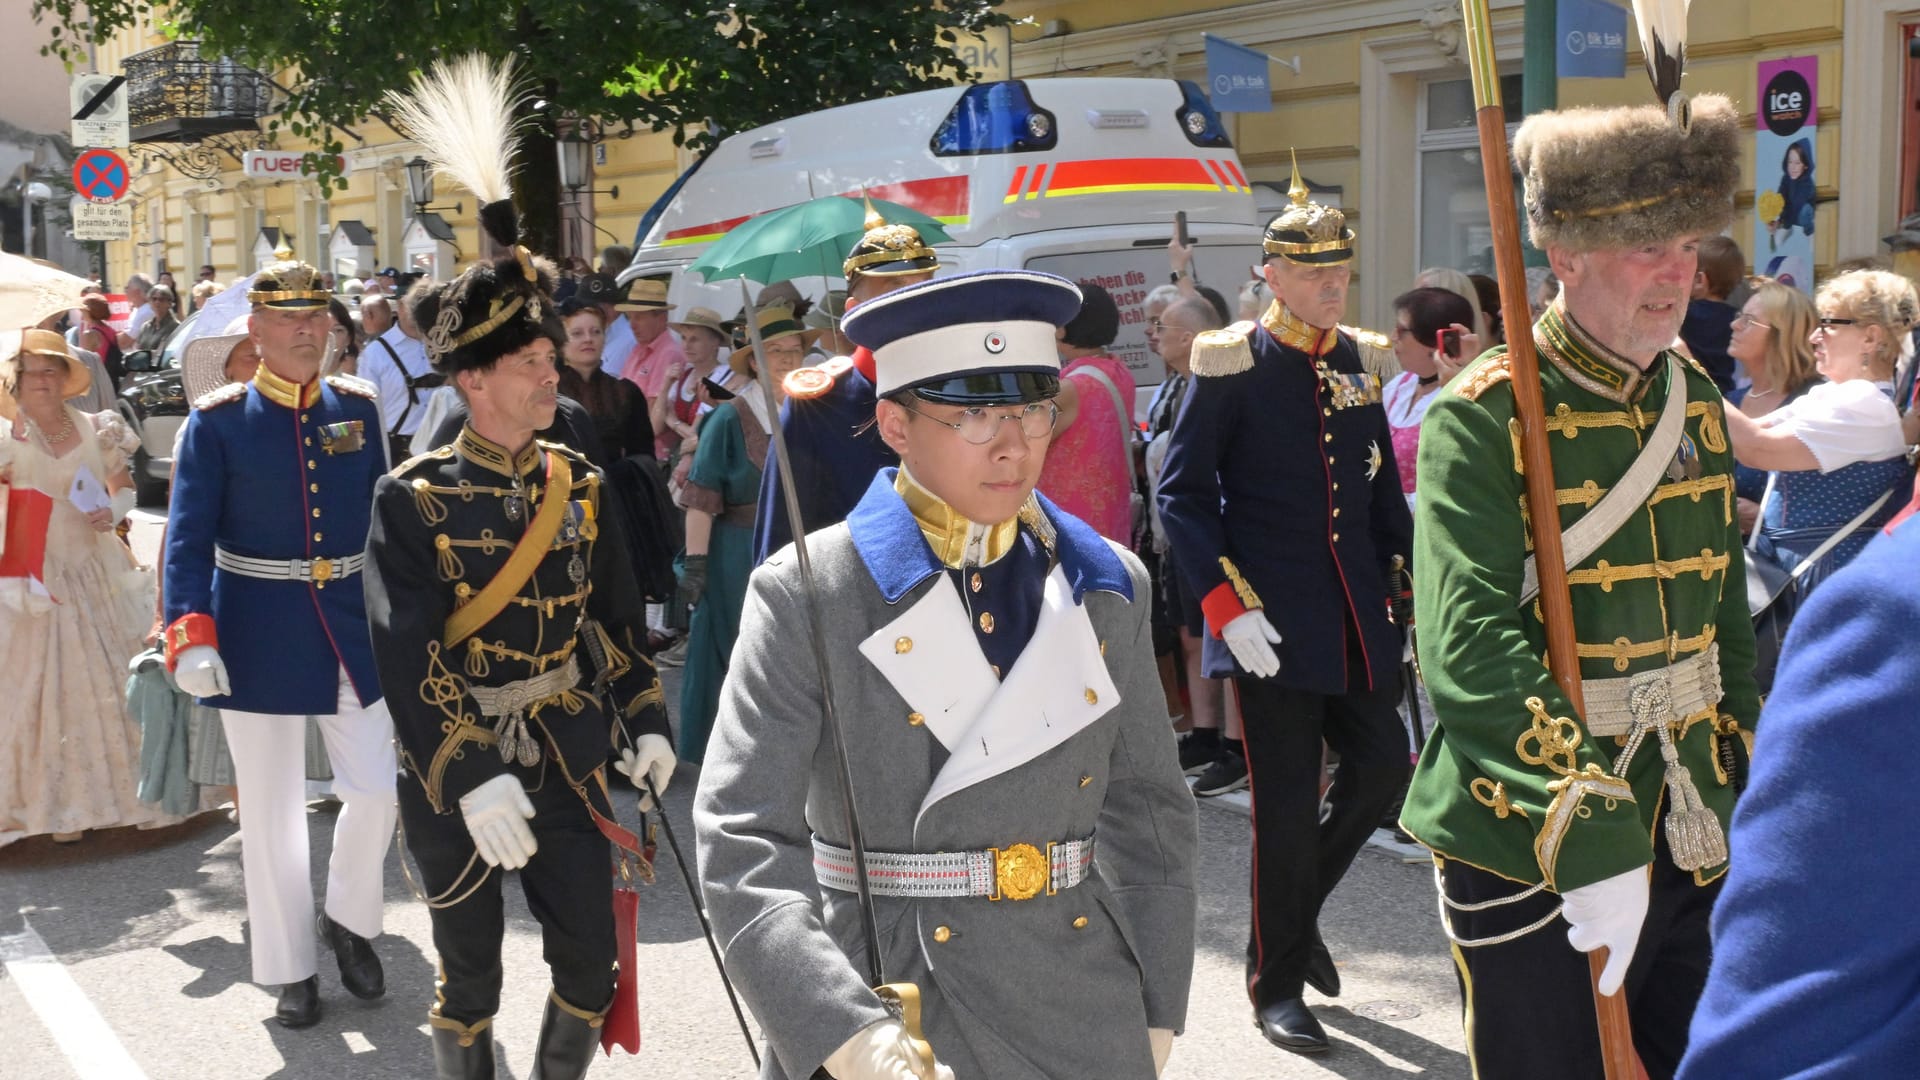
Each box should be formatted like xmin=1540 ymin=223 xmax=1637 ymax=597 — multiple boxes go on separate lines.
xmin=1400 ymin=304 xmax=1761 ymax=893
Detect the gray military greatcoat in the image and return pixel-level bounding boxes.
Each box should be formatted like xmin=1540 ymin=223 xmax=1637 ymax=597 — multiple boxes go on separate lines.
xmin=695 ymin=474 xmax=1199 ymax=1080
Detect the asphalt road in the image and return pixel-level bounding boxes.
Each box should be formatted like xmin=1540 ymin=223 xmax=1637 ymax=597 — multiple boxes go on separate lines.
xmin=0 ymin=510 xmax=1471 ymax=1078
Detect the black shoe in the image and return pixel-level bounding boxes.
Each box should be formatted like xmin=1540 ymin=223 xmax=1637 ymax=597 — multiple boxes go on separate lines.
xmin=1305 ymin=929 xmax=1341 ymax=998
xmin=430 ymin=1018 xmax=497 ymax=1080
xmin=1191 ymin=750 xmax=1249 ymax=796
xmin=1176 ymin=731 xmax=1223 ymax=776
xmin=1255 ymin=997 xmax=1329 ymax=1054
xmin=318 ymin=912 xmax=385 ymax=1000
xmin=274 ymin=975 xmax=321 ymax=1029
xmin=530 ymin=990 xmax=607 ymax=1080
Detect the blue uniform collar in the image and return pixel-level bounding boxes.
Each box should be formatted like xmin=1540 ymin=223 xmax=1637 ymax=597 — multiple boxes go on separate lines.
xmin=847 ymin=468 xmax=1132 ymax=605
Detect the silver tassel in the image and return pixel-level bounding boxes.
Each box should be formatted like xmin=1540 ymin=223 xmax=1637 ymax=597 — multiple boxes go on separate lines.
xmin=515 ymin=714 xmax=540 ymax=767
xmin=496 ymin=711 xmax=520 ymax=764
xmin=1658 ymin=729 xmax=1727 ymax=871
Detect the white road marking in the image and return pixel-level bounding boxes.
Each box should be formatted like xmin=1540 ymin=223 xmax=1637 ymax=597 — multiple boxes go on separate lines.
xmin=0 ymin=917 xmax=149 ymax=1080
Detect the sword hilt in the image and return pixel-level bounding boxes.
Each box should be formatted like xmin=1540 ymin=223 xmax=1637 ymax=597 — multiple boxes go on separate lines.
xmin=875 ymin=983 xmax=936 ymax=1077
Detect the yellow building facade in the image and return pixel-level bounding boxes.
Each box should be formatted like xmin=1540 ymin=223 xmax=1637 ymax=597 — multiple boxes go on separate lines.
xmin=100 ymin=1 xmax=1912 ymax=331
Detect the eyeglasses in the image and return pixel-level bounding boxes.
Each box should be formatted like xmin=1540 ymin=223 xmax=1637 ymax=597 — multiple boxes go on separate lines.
xmin=1147 ymin=318 xmax=1166 ymax=331
xmin=904 ymin=400 xmax=1060 ymax=445
xmin=1817 ymin=317 xmax=1857 ymax=328
xmin=1732 ymin=313 xmax=1771 ymax=331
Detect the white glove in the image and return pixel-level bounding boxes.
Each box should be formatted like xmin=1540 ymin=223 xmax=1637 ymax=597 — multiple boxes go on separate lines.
xmin=1220 ymin=609 xmax=1282 ymax=678
xmin=614 ymin=733 xmax=676 ymax=811
xmin=173 ymin=645 xmax=231 ymax=698
xmin=109 ymin=488 xmax=137 ymax=525
xmin=458 ymin=774 xmax=538 ymax=870
xmin=823 ymin=1019 xmax=953 ymax=1080
xmin=1561 ymin=865 xmax=1650 ymax=996
xmin=1149 ymin=1028 xmax=1173 ymax=1076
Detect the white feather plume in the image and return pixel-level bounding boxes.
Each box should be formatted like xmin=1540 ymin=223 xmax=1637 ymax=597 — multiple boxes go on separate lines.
xmin=383 ymin=54 xmax=525 ymax=207
xmin=1631 ymin=0 xmax=1690 ymax=108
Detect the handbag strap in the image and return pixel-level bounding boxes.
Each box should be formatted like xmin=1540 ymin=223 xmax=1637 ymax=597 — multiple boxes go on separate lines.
xmin=1072 ymin=362 xmax=1136 ymax=468
xmin=1786 ymin=486 xmax=1895 ymax=581
xmin=443 ymin=449 xmax=572 ymax=648
xmin=1518 ymin=356 xmax=1687 ymax=607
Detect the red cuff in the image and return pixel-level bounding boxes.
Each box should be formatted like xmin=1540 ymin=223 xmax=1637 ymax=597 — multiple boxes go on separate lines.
xmin=1201 ymin=582 xmax=1252 ymax=639
xmin=163 ymin=613 xmax=218 ymax=670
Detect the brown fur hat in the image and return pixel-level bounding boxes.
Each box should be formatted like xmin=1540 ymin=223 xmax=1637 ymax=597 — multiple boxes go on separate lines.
xmin=1512 ymin=93 xmax=1739 ymax=253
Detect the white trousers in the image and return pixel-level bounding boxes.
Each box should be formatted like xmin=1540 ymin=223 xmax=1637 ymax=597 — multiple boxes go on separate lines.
xmin=221 ymin=668 xmax=398 ymax=986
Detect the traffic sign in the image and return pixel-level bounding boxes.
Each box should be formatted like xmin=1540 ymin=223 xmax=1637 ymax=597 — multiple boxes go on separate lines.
xmin=73 ymin=201 xmax=133 ymax=242
xmin=72 ymin=149 xmax=131 ymax=203
xmin=70 ymin=73 xmax=130 ymax=149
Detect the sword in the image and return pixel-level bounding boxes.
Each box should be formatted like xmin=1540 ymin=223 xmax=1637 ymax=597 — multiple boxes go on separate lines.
xmin=738 ymin=277 xmax=936 ymax=1075
xmin=1388 ymin=555 xmax=1425 ymax=754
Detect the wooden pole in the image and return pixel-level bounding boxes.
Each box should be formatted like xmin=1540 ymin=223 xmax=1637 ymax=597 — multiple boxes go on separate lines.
xmin=1457 ymin=2 xmax=1639 ymax=1077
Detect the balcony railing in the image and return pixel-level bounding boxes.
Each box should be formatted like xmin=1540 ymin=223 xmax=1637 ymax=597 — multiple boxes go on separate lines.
xmin=125 ymin=41 xmax=273 ymax=142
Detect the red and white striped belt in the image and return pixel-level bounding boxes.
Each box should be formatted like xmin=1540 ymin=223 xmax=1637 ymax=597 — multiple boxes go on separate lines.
xmin=811 ymin=835 xmax=1096 ymax=901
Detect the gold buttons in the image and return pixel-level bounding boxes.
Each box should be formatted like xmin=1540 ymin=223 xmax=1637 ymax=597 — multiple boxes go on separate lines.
xmin=1079 ymin=775 xmax=1093 ymax=788
xmin=305 ymin=437 xmax=313 ymax=446
xmin=436 ymin=535 xmax=452 ymax=550
xmin=1323 ymin=408 xmax=1332 ymax=417
xmin=991 ymin=664 xmax=1002 ymax=679
xmin=312 ymin=508 xmax=322 ymax=518
xmin=313 ymin=532 xmax=323 ymax=542
xmin=894 ymin=636 xmax=912 ymax=654
xmin=1324 ymin=433 xmax=1333 ymax=443
xmin=970 ymin=572 xmax=982 ymax=593
xmin=1099 ymin=640 xmax=1107 ymax=657
xmin=1072 ymin=916 xmax=1089 ymax=930
xmin=1327 ymin=455 xmax=1336 ymax=465
xmin=300 ymin=414 xmax=309 ymax=423
xmin=309 ymin=483 xmax=319 ymax=493
xmin=307 ymin=461 xmax=317 ymax=471
xmin=1084 ymin=688 xmax=1098 ymax=704
xmin=1332 ymin=508 xmax=1341 ymax=518
xmin=1331 ymin=532 xmax=1341 ymax=542
xmin=978 ymin=612 xmax=995 ymax=634
xmin=907 ymin=712 xmax=925 ymax=727
xmin=1331 ymin=482 xmax=1339 ymax=492
xmin=932 ymin=926 xmax=951 ymax=944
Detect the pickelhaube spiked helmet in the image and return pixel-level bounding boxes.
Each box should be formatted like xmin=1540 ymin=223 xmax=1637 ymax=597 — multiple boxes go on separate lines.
xmin=246 ymin=260 xmax=332 ymax=309
xmin=1262 ymin=152 xmax=1355 ymax=267
xmin=843 ymin=200 xmax=941 ymax=281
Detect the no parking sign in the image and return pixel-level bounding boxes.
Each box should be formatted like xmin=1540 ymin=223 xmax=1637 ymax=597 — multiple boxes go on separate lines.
xmin=72 ymin=148 xmax=131 ymax=203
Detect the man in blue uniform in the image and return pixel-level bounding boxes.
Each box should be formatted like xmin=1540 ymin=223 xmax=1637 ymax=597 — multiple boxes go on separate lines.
xmin=1157 ymin=160 xmax=1414 ymax=1054
xmin=699 ymin=269 xmax=1198 ymax=1080
xmin=163 ymin=259 xmax=397 ymax=1029
xmin=1678 ymin=478 xmax=1920 ymax=1077
xmin=751 ymin=206 xmax=938 ymax=563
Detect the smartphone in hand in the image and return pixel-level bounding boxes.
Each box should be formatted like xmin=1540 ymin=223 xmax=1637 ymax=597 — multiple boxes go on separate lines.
xmin=1174 ymin=210 xmax=1190 ymax=248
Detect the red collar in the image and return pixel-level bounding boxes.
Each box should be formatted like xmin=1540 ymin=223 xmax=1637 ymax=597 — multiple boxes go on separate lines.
xmin=852 ymin=346 xmax=876 ymax=383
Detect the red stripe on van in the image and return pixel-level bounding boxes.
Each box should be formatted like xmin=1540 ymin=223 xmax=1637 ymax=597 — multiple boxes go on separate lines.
xmin=1199 ymin=159 xmax=1233 ymax=191
xmin=835 ymin=176 xmax=971 ymax=221
xmin=1006 ymin=166 xmax=1029 ymax=202
xmin=1026 ymin=163 xmax=1050 ymax=199
xmin=1221 ymin=160 xmax=1251 ymax=190
xmin=1043 ymin=157 xmax=1222 ymax=197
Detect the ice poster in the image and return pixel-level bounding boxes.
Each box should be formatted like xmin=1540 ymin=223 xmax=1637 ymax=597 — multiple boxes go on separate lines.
xmin=1754 ymin=56 xmax=1817 ymax=293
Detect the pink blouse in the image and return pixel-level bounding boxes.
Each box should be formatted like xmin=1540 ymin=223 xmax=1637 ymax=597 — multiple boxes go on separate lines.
xmin=1038 ymin=354 xmax=1137 ymax=544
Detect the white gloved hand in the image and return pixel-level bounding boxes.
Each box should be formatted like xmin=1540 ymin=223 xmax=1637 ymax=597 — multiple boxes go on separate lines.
xmin=1561 ymin=865 xmax=1650 ymax=996
xmin=823 ymin=1019 xmax=953 ymax=1080
xmin=614 ymin=733 xmax=676 ymax=811
xmin=109 ymin=488 xmax=137 ymax=525
xmin=458 ymin=774 xmax=538 ymax=870
xmin=1149 ymin=1028 xmax=1173 ymax=1076
xmin=173 ymin=645 xmax=231 ymax=698
xmin=1220 ymin=609 xmax=1282 ymax=678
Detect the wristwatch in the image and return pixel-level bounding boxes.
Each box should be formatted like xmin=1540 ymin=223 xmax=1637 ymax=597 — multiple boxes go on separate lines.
xmin=1169 ymin=269 xmax=1188 ymax=283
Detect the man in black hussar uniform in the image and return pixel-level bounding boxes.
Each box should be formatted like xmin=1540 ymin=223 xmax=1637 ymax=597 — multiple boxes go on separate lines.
xmin=1157 ymin=154 xmax=1414 ymax=1056
xmin=364 ymin=53 xmax=675 ymax=1080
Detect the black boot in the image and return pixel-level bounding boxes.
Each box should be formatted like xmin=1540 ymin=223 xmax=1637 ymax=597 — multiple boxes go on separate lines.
xmin=529 ymin=990 xmax=608 ymax=1080
xmin=274 ymin=975 xmax=321 ymax=1028
xmin=318 ymin=912 xmax=386 ymax=999
xmin=429 ymin=1014 xmax=496 ymax=1080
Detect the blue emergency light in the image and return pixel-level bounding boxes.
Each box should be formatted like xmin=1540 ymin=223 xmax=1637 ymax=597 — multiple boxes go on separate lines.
xmin=931 ymin=82 xmax=1060 ymax=157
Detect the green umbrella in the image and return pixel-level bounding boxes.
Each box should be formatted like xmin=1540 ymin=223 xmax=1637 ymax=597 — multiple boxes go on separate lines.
xmin=685 ymin=195 xmax=951 ymax=285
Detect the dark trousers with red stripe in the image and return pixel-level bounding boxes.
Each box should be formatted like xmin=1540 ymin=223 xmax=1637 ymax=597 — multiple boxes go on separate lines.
xmin=1234 ymin=672 xmax=1407 ymax=1007
xmin=400 ymin=760 xmax=617 ymax=1024
xmin=1437 ymin=825 xmax=1719 ymax=1080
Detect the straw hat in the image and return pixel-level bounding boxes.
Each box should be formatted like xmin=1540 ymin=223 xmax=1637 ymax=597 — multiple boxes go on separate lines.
xmin=728 ymin=305 xmax=806 ymax=377
xmin=0 ymin=328 xmax=93 ymax=421
xmin=672 ymin=305 xmax=730 ymax=341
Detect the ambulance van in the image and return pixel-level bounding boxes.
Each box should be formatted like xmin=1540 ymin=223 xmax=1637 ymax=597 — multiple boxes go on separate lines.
xmin=623 ymin=77 xmax=1265 ymax=406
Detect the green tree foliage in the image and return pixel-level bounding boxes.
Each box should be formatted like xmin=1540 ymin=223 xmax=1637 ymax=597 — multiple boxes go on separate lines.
xmin=31 ymin=1 xmax=1009 ymax=256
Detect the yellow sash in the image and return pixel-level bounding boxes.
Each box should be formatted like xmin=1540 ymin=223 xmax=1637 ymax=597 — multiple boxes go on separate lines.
xmin=443 ymin=449 xmax=573 ymax=648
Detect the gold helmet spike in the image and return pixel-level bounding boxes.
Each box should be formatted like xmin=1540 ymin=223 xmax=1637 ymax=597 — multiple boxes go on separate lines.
xmin=863 ymin=196 xmax=886 ymax=232
xmin=1288 ymin=148 xmax=1309 ymax=208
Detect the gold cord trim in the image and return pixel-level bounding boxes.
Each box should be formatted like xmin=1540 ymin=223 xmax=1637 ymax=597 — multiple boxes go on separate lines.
xmin=1470 ymin=778 xmax=1528 ymax=820
xmin=1563 ymin=550 xmax=1730 ymax=592
xmin=412 ymin=479 xmax=449 ymax=526
xmin=1576 ymin=625 xmax=1717 ymax=673
xmin=1219 ymin=556 xmax=1263 ymax=609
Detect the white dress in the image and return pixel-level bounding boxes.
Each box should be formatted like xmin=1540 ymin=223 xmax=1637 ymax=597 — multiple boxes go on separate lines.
xmin=0 ymin=407 xmax=167 ymax=843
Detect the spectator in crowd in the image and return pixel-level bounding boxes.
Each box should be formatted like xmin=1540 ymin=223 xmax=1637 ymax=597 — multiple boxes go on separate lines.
xmin=1525 ymin=265 xmax=1558 ymax=324
xmin=158 ymin=270 xmax=178 ymax=293
xmin=1383 ymin=286 xmax=1476 ymax=506
xmin=1037 ymin=282 xmax=1137 ymax=544
xmin=598 ymin=244 xmax=633 ymax=277
xmin=557 ymin=297 xmax=653 ymax=462
xmin=324 ymin=297 xmax=360 ymax=378
xmin=190 ymin=278 xmax=224 ymax=316
xmin=1413 ymin=267 xmax=1486 ymax=350
xmin=360 ymin=279 xmax=440 ymax=463
xmin=1468 ymin=272 xmax=1502 ymax=345
xmin=570 ymin=273 xmax=627 ymax=375
xmin=615 ymin=277 xmax=686 ymax=458
xmin=1142 ymin=283 xmax=1180 ymax=361
xmin=1237 ymin=276 xmax=1272 ymax=322
xmin=1725 ymin=268 xmax=1917 ymax=592
xmin=1152 ymin=295 xmax=1241 ymax=794
xmin=0 ymin=330 xmax=166 ymax=844
xmin=674 ymin=305 xmax=806 ymax=764
xmin=654 ymin=306 xmax=733 ymax=491
xmin=74 ymin=293 xmax=125 ymax=390
xmin=34 ymin=309 xmax=115 ymax=412
xmin=134 ymin=284 xmax=182 ymax=354
xmin=1726 ymin=279 xmax=1820 ymax=535
xmin=120 ymin=273 xmax=156 ymax=347
xmin=358 ymin=294 xmax=394 ymax=342
xmin=1680 ymin=235 xmax=1746 ymax=394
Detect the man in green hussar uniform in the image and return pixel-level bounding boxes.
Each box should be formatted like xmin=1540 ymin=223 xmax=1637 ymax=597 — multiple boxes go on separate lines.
xmin=1399 ymin=93 xmax=1760 ymax=1079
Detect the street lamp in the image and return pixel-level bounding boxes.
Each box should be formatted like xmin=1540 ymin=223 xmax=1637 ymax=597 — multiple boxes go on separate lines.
xmin=403 ymin=155 xmax=463 ymax=216
xmin=19 ymin=180 xmax=51 ymax=259
xmin=555 ymin=127 xmax=619 ymax=201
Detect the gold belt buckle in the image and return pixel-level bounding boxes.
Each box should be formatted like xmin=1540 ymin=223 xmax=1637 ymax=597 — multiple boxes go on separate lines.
xmin=310 ymin=557 xmax=335 ymax=584
xmin=989 ymin=841 xmax=1054 ymax=901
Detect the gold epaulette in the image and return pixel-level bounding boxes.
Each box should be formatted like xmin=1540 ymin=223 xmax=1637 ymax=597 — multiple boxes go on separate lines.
xmin=1341 ymin=324 xmax=1392 ymax=351
xmin=784 ymin=355 xmax=854 ymax=400
xmin=326 ymin=373 xmax=380 ymax=399
xmin=1455 ymin=352 xmax=1515 ymax=401
xmin=1191 ymin=321 xmax=1255 ymax=377
xmin=389 ymin=444 xmax=455 ymax=477
xmin=194 ymin=381 xmax=249 ymax=410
